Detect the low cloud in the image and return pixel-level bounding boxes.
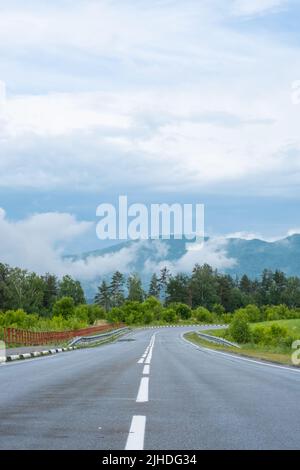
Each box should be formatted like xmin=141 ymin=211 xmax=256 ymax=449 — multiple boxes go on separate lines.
xmin=0 ymin=209 xmax=236 ymax=280
xmin=144 ymin=237 xmax=237 ymax=274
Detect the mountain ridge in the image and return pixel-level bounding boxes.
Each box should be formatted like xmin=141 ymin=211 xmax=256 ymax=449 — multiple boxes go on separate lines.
xmin=67 ymin=234 xmax=300 ymax=298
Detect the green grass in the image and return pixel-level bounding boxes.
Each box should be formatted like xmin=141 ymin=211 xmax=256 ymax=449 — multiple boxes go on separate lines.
xmin=205 ymin=319 xmax=300 ymax=342
xmin=250 ymin=318 xmax=300 ymax=336
xmin=185 ymin=327 xmax=299 ymax=367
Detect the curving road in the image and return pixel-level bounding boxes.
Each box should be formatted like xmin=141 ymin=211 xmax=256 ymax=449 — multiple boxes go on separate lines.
xmin=0 ymin=327 xmax=300 ymax=450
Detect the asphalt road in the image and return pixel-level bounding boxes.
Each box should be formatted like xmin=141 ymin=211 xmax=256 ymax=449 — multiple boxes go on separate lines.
xmin=0 ymin=326 xmax=300 ymax=450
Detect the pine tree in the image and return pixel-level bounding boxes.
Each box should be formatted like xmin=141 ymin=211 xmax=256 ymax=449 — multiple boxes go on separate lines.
xmin=158 ymin=266 xmax=170 ymax=303
xmin=127 ymin=274 xmax=144 ymax=302
xmin=42 ymin=273 xmax=58 ymax=313
xmin=95 ymin=280 xmax=111 ymax=312
xmin=239 ymin=274 xmax=252 ymax=294
xmin=148 ymin=273 xmax=160 ymax=298
xmin=110 ymin=271 xmax=125 ymax=307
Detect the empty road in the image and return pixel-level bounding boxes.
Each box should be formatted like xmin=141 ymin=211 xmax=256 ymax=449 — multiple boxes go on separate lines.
xmin=0 ymin=327 xmax=300 ymax=450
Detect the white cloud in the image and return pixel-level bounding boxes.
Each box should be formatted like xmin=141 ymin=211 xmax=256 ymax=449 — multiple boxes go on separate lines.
xmin=2 ymin=208 xmax=300 ymax=283
xmin=144 ymin=237 xmax=237 ymax=274
xmin=0 ymin=1 xmax=299 ymax=197
xmin=0 ymin=209 xmax=237 ymax=280
xmin=0 ymin=209 xmax=92 ymax=274
xmin=0 ymin=209 xmax=173 ymax=280
xmin=0 ymin=79 xmax=300 ymax=194
xmin=287 ymin=228 xmax=300 ymax=237
xmin=232 ymin=0 xmax=288 ymax=17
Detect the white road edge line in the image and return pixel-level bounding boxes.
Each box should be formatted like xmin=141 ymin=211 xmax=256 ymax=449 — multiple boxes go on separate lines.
xmin=125 ymin=415 xmax=146 ymax=450
xmin=180 ymin=331 xmax=300 ymax=375
xmin=136 ymin=377 xmax=149 ymax=402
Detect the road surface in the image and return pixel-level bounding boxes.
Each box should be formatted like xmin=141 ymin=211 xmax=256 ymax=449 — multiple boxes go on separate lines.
xmin=0 ymin=327 xmax=300 ymax=450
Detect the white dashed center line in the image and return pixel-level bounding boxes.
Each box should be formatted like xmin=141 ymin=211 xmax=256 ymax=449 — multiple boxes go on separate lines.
xmin=125 ymin=415 xmax=146 ymax=450
xmin=136 ymin=376 xmax=149 ymax=402
xmin=127 ymin=333 xmax=156 ymax=450
xmin=137 ymin=333 xmax=156 ymax=364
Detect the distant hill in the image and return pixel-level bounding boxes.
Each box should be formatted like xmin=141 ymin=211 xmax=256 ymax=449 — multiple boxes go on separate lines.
xmin=67 ymin=234 xmax=300 ymax=298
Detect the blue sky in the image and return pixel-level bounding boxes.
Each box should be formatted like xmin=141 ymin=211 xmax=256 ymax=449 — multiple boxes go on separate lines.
xmin=1 ymin=0 xmax=300 ymax=275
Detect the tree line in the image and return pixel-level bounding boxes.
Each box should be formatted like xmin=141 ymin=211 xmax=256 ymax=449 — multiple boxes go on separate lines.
xmin=94 ymin=264 xmax=300 ymax=312
xmin=0 ymin=263 xmax=85 ymax=315
xmin=1 ymin=261 xmax=300 ymax=323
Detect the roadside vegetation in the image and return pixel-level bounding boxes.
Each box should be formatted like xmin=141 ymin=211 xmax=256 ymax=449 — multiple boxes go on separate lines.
xmin=185 ymin=310 xmax=300 ymax=366
xmin=1 ymin=261 xmax=300 ymax=362
xmin=185 ymin=331 xmax=297 ymax=366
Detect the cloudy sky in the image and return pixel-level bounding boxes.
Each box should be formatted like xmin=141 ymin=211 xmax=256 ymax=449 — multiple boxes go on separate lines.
xmin=1 ymin=0 xmax=300 ymax=275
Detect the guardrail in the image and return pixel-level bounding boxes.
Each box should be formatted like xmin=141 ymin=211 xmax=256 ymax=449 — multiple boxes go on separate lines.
xmin=69 ymin=327 xmax=130 ymax=347
xmin=197 ymin=332 xmax=240 ymax=348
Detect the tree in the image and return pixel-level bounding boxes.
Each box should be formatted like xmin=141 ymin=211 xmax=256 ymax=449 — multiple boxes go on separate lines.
xmin=41 ymin=273 xmax=58 ymax=315
xmin=158 ymin=267 xmax=170 ymax=303
xmin=239 ymin=274 xmax=252 ymax=294
xmin=166 ymin=274 xmax=190 ymax=305
xmin=53 ymin=297 xmax=75 ymax=319
xmin=212 ymin=303 xmax=225 ymax=316
xmin=94 ymin=280 xmax=111 ymax=312
xmin=148 ymin=274 xmax=160 ymax=299
xmin=5 ymin=268 xmax=44 ymax=313
xmin=58 ymin=275 xmax=86 ymax=305
xmin=282 ymin=277 xmax=300 ymax=308
xmin=110 ymin=271 xmax=125 ymax=307
xmin=259 ymin=269 xmax=274 ymax=305
xmin=0 ymin=263 xmax=10 ymax=310
xmin=271 ymin=270 xmax=287 ymax=305
xmin=190 ymin=264 xmax=219 ymax=309
xmin=127 ymin=274 xmax=144 ymax=302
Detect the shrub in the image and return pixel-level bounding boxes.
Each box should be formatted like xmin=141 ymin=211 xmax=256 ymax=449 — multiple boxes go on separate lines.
xmin=251 ymin=323 xmax=289 ymax=346
xmin=122 ymin=301 xmax=144 ymax=324
xmin=53 ymin=297 xmax=75 ymax=319
xmin=106 ymin=307 xmax=124 ymax=323
xmin=162 ymin=308 xmax=177 ymax=323
xmin=142 ymin=297 xmax=163 ymax=321
xmin=221 ymin=313 xmax=233 ymax=324
xmin=143 ymin=310 xmax=154 ymax=324
xmin=251 ymin=325 xmax=266 ymax=344
xmin=212 ymin=304 xmax=225 ymax=316
xmin=194 ymin=307 xmax=215 ymax=323
xmin=228 ymin=313 xmax=251 ymax=343
xmin=172 ymin=303 xmax=192 ymax=320
xmin=234 ymin=305 xmax=261 ymax=323
xmin=87 ymin=305 xmax=105 ymax=324
xmin=50 ymin=315 xmax=68 ymax=330
xmin=0 ymin=309 xmax=39 ymax=329
xmin=266 ymin=305 xmax=290 ymax=321
xmin=74 ymin=304 xmax=89 ymax=322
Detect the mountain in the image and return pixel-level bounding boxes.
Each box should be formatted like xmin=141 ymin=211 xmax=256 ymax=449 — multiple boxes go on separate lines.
xmin=67 ymin=234 xmax=300 ymax=298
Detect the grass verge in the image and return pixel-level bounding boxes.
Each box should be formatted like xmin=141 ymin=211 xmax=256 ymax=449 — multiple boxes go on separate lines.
xmin=184 ymin=331 xmax=299 ymax=367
